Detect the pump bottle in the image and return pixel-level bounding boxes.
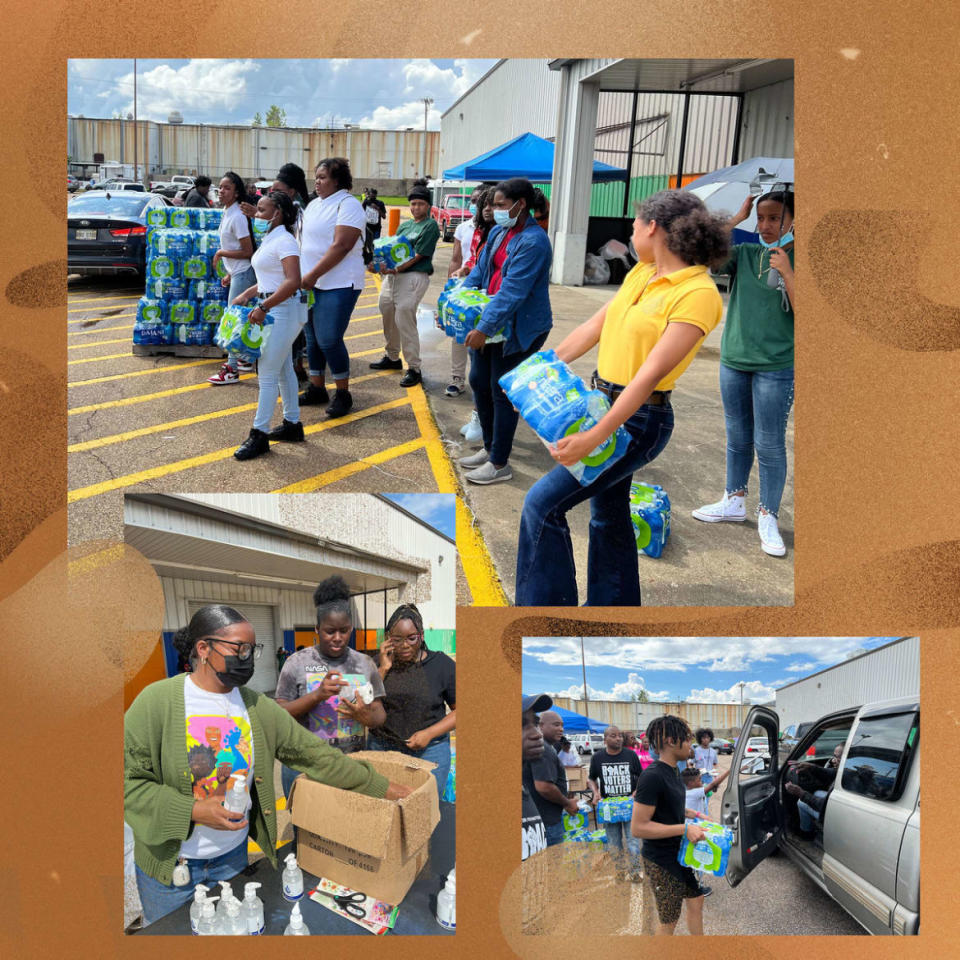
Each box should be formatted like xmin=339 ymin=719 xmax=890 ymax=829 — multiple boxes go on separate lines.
xmin=282 ymin=852 xmax=304 ymax=901
xmin=190 ymin=883 xmax=209 ymax=935
xmin=436 ymin=866 xmax=456 ymax=931
xmin=283 ymin=902 xmax=310 ymax=935
xmin=196 ymin=896 xmax=220 ymax=935
xmin=241 ymin=881 xmax=265 ymax=935
xmin=223 ymin=774 xmax=246 ymax=814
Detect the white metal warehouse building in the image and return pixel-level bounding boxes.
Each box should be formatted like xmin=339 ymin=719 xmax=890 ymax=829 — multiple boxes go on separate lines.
xmin=124 ymin=492 xmax=456 ymax=695
xmin=441 ymin=58 xmax=794 ymax=283
xmin=775 ymin=637 xmax=920 ymax=729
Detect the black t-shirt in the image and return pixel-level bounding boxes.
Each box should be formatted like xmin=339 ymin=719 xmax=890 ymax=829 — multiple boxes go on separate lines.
xmin=522 ymin=742 xmax=567 ymax=826
xmin=521 ymin=786 xmax=547 ymax=861
xmin=634 ymin=760 xmax=687 ymax=876
xmin=372 ymin=649 xmax=456 ymax=747
xmin=588 ymin=748 xmax=642 ymax=797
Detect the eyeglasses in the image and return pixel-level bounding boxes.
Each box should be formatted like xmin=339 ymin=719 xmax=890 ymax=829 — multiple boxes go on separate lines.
xmin=202 ymin=637 xmax=264 ymax=661
xmin=388 ymin=634 xmax=422 ymax=646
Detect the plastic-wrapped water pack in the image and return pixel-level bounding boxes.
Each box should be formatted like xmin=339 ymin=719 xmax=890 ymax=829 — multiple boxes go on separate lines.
xmin=596 ymin=795 xmax=633 ymax=824
xmin=629 ymin=481 xmax=671 ymax=558
xmin=677 ymin=819 xmax=733 ymax=877
xmin=215 ymin=305 xmax=274 ymax=359
xmin=436 ymin=278 xmax=503 ymax=344
xmin=371 ymin=235 xmax=415 ymax=272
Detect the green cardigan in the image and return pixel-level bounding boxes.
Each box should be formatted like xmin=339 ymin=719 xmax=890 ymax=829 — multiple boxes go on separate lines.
xmin=124 ymin=673 xmax=390 ymax=884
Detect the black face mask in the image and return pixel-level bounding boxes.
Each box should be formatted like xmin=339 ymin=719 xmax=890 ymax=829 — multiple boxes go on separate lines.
xmin=212 ymin=654 xmax=256 ymax=688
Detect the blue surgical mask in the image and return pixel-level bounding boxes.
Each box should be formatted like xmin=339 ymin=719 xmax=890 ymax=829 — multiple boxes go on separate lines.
xmin=759 ymin=228 xmax=794 ymax=249
xmin=254 ymin=216 xmax=273 ymax=232
xmin=493 ymin=200 xmax=521 ymax=229
xmin=469 ymin=204 xmax=478 ymax=216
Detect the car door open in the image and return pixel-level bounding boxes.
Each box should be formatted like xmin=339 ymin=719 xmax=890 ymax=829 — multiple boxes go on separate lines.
xmin=721 ymin=705 xmax=784 ymax=886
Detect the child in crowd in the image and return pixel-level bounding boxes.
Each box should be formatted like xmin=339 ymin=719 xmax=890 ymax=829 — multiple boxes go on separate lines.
xmin=693 ymin=728 xmax=719 ymax=788
xmin=679 ymin=765 xmax=730 ymax=899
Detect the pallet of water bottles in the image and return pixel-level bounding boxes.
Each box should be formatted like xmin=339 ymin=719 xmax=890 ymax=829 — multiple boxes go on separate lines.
xmin=132 ymin=206 xmax=268 ymax=357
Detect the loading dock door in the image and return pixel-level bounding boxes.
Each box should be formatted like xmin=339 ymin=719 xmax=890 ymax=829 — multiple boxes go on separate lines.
xmin=187 ymin=601 xmax=279 ymax=695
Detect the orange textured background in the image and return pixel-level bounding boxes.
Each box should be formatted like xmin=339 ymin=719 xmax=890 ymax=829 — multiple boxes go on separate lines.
xmin=1 ymin=1 xmax=959 ymax=955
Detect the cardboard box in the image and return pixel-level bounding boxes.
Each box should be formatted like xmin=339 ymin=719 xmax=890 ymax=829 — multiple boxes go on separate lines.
xmin=564 ymin=764 xmax=587 ymax=791
xmin=288 ymin=750 xmax=440 ymax=905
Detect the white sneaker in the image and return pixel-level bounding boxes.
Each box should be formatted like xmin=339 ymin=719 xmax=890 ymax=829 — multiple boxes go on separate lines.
xmin=207 ymin=363 xmax=239 ymax=385
xmin=459 ymin=448 xmax=489 ymax=468
xmin=460 ymin=409 xmax=482 ymax=442
xmin=236 ymin=358 xmax=255 ymax=373
xmin=758 ymin=512 xmax=786 ymax=556
xmin=466 ymin=461 xmax=513 ymax=485
xmin=692 ymin=493 xmax=746 ymax=523
xmin=445 ymin=376 xmax=465 ymax=397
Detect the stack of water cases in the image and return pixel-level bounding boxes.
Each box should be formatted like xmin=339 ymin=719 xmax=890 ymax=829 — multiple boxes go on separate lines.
xmin=629 ymin=481 xmax=671 ymax=558
xmin=134 ymin=207 xmax=226 ymax=348
xmin=436 ymin=278 xmax=504 ymax=344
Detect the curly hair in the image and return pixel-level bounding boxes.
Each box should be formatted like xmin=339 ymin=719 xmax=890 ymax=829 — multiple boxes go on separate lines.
xmin=172 ymin=604 xmax=248 ymax=669
xmin=645 ymin=714 xmax=692 ymax=752
xmin=313 ymin=575 xmax=353 ymax=626
xmin=316 ymin=157 xmax=353 ymax=192
xmin=680 ymin=766 xmax=702 ymax=785
xmin=694 ymin=727 xmax=715 ymax=745
xmin=636 ymin=189 xmax=730 ymax=269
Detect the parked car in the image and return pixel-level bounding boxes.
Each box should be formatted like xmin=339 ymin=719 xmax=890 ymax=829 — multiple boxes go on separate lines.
xmin=150 ymin=175 xmax=195 ymax=197
xmin=721 ymin=697 xmax=920 ymax=935
xmin=431 ymin=193 xmax=472 ymax=242
xmin=67 ymin=175 xmax=81 ymax=192
xmin=714 ymin=738 xmax=734 ymax=755
xmin=99 ymin=180 xmax=146 ymax=192
xmin=566 ymin=732 xmax=605 ymax=755
xmin=68 ymin=191 xmax=171 ymax=277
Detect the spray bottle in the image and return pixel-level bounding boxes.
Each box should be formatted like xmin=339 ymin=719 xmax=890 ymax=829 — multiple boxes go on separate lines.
xmin=196 ymin=896 xmax=220 ymax=935
xmin=241 ymin=881 xmax=265 ymax=935
xmin=283 ymin=901 xmax=310 ymax=935
xmin=189 ymin=883 xmax=210 ymax=935
xmin=282 ymin=852 xmax=304 ymax=901
xmin=223 ymin=774 xmax=247 ymax=815
xmin=436 ymin=866 xmax=456 ymax=931
xmin=224 ymin=896 xmax=246 ymax=936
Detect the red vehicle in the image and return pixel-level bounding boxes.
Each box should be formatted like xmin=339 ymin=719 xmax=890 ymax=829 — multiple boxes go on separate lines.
xmin=431 ymin=193 xmax=473 ymax=242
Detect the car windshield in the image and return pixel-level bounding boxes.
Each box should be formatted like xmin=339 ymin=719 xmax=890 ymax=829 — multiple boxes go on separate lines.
xmin=444 ymin=196 xmax=470 ymax=207
xmin=69 ymin=194 xmax=150 ymax=217
xmin=747 ymin=738 xmax=768 ymax=748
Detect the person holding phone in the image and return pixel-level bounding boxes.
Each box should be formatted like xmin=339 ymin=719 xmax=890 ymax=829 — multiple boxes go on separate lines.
xmin=275 ymin=575 xmax=387 ymax=800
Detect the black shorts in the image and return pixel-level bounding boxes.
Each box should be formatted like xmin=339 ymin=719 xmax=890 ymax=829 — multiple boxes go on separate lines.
xmin=641 ymin=857 xmax=703 ymax=925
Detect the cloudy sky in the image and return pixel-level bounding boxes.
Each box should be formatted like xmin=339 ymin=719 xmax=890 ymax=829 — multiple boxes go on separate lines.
xmin=522 ymin=636 xmax=899 ymax=705
xmin=67 ymin=59 xmax=498 ymax=129
xmin=383 ymin=494 xmax=455 ymax=540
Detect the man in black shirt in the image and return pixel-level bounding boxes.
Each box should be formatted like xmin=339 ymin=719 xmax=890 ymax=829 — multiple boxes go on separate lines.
xmin=587 ymin=725 xmax=643 ymax=879
xmin=521 ymin=694 xmax=550 ymax=861
xmin=784 ymin=743 xmax=843 ymax=836
xmin=523 ymin=709 xmax=578 ymax=846
xmin=632 ymin=715 xmax=711 ymax=935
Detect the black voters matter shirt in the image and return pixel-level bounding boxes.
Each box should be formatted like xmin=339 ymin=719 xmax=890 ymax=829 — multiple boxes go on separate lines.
xmin=634 ymin=760 xmax=688 ymax=878
xmin=522 ymin=742 xmax=568 ymax=826
xmin=521 ymin=786 xmax=548 ymax=861
xmin=588 ymin=748 xmax=643 ymax=798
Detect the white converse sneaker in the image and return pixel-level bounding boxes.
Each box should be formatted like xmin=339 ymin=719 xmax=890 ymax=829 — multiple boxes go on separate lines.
xmin=465 ymin=461 xmax=513 ymax=485
xmin=692 ymin=493 xmax=746 ymax=523
xmin=460 ymin=409 xmax=482 ymax=442
xmin=758 ymin=512 xmax=786 ymax=556
xmin=459 ymin=448 xmax=489 ymax=468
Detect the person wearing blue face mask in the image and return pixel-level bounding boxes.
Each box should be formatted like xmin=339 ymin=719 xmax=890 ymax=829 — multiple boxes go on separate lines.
xmin=692 ymin=189 xmax=795 ymax=558
xmin=458 ymin=178 xmax=554 ymax=485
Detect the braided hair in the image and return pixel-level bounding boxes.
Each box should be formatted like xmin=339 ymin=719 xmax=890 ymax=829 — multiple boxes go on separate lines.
xmin=385 ymin=603 xmax=427 ymax=671
xmin=645 ymin=714 xmax=692 ymax=753
xmin=313 ymin=575 xmax=353 ymax=627
xmin=264 ymin=189 xmax=299 ymax=236
xmin=221 ymin=170 xmax=257 ymax=249
xmin=171 ymin=604 xmax=248 ymax=671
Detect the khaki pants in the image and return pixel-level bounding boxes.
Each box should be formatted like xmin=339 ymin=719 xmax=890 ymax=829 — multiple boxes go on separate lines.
xmin=379 ymin=271 xmax=430 ymax=371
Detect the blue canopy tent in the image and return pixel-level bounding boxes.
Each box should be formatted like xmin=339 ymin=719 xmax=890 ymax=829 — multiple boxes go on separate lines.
xmin=553 ymin=706 xmax=609 ymax=733
xmin=442 ymin=132 xmax=626 ymax=183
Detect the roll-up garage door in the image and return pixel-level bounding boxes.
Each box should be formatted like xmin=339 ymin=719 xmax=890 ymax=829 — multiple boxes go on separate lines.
xmin=187 ymin=601 xmax=279 ymax=695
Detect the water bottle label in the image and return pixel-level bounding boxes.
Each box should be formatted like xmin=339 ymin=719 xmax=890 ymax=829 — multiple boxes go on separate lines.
xmin=283 ymin=884 xmax=303 ymax=901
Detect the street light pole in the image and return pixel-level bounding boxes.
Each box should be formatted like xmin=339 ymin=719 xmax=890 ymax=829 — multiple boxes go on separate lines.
xmin=133 ymin=58 xmax=138 ymax=183
xmin=738 ymin=681 xmax=746 ymax=731
xmin=420 ymin=97 xmax=433 ymax=177
xmin=580 ymin=637 xmax=590 ymax=727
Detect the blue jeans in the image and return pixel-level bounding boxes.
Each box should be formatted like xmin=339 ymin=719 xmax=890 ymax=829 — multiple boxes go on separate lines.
xmin=225 ymin=265 xmax=257 ymax=369
xmin=252 ymin=296 xmax=306 ymax=431
xmin=468 ymin=333 xmax=549 ymax=466
xmin=544 ymin=820 xmax=565 ymax=847
xmin=135 ymin=839 xmax=248 ymax=925
xmin=719 ymin=364 xmax=794 ymax=517
xmin=797 ymin=790 xmax=828 ymax=832
xmin=305 ymin=286 xmax=362 ymax=381
xmin=367 ymin=734 xmax=452 ymax=800
xmin=604 ymin=821 xmax=641 ymax=870
xmin=515 ymin=402 xmax=675 ymax=606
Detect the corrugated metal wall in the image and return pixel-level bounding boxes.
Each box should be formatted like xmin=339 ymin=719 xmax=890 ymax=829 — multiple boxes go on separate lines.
xmin=738 ymin=78 xmax=794 ymax=158
xmin=775 ymin=638 xmax=919 ymax=728
xmin=550 ymin=697 xmax=746 ymax=735
xmin=68 ymin=117 xmax=440 ymax=180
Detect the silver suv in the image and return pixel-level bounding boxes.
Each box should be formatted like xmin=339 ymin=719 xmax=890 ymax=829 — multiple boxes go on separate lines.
xmin=721 ymin=697 xmax=919 ymax=935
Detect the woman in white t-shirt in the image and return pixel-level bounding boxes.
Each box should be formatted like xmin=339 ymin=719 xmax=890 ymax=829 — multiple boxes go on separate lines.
xmin=208 ymin=171 xmax=256 ymax=385
xmin=299 ymin=157 xmax=366 ymax=419
xmin=231 ymin=191 xmax=307 ymax=461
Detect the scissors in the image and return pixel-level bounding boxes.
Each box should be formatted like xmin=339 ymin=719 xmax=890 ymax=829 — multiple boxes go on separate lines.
xmin=315 ymin=888 xmax=366 ymax=919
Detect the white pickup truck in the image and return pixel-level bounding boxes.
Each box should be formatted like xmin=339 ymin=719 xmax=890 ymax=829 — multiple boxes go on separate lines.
xmin=150 ymin=175 xmax=195 ymax=197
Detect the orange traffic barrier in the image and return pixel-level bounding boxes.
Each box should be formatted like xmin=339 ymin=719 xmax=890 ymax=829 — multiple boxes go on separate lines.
xmin=388 ymin=207 xmax=401 ymax=236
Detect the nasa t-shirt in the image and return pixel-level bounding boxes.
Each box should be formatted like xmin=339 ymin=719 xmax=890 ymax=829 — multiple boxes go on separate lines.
xmin=588 ymin=748 xmax=642 ymax=798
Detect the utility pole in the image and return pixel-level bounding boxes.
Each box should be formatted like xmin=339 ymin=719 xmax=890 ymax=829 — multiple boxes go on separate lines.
xmin=133 ymin=58 xmax=138 ymax=183
xmin=738 ymin=681 xmax=746 ymax=731
xmin=580 ymin=637 xmax=590 ymax=727
xmin=420 ymin=97 xmax=433 ymax=177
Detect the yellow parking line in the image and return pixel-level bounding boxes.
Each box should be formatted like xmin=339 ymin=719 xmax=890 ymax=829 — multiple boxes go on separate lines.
xmin=273 ymin=437 xmax=426 ymax=493
xmin=408 ymin=386 xmax=508 ymax=606
xmin=67 ymin=369 xmax=395 ymax=417
xmin=344 ymin=329 xmax=378 ymax=342
xmin=68 ymin=337 xmax=132 ymax=350
xmin=68 ymin=323 xmax=135 ymax=337
xmin=67 ymin=294 xmax=141 ymax=307
xmin=67 ymin=396 xmax=412 ymax=502
xmin=67 ymin=544 xmax=126 ymax=577
xmin=68 ymin=358 xmax=223 ymax=387
xmin=68 ymin=351 xmax=136 ymax=365
xmin=351 ymin=346 xmax=384 ymax=359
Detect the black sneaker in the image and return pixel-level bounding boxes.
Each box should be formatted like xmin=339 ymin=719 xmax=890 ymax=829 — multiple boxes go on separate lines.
xmin=699 ymin=883 xmax=713 ymax=898
xmin=266 ymin=419 xmax=305 ymax=442
xmin=399 ymin=368 xmax=423 ymax=387
xmin=234 ymin=428 xmax=270 ymax=460
xmin=326 ymin=389 xmax=353 ymax=419
xmin=369 ymin=356 xmax=403 ymax=370
xmin=299 ymin=383 xmax=329 ymax=405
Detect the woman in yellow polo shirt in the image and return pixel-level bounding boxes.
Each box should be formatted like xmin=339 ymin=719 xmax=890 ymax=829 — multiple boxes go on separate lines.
xmin=515 ymin=190 xmax=728 ymax=606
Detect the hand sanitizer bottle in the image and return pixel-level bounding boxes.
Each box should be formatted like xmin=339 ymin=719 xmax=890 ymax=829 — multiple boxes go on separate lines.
xmin=223 ymin=774 xmax=247 ymax=814
xmin=189 ymin=883 xmax=209 ymax=934
xmin=216 ymin=881 xmax=235 ymax=925
xmin=436 ymin=866 xmax=456 ymax=930
xmin=224 ymin=896 xmax=246 ymax=935
xmin=242 ymin=881 xmax=265 ymax=935
xmin=282 ymin=852 xmax=304 ymax=901
xmin=196 ymin=896 xmax=220 ymax=935
xmin=283 ymin=902 xmax=310 ymax=935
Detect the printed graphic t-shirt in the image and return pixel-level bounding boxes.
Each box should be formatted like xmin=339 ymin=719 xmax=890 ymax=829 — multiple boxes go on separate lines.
xmin=588 ymin=748 xmax=643 ymax=798
xmin=274 ymin=646 xmax=385 ymax=753
xmin=634 ymin=760 xmax=687 ymax=877
xmin=179 ymin=676 xmax=254 ymax=859
xmin=521 ymin=786 xmax=547 ymax=861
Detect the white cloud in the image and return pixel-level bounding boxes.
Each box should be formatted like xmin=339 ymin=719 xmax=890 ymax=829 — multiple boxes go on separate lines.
xmin=358 ymin=102 xmax=443 ymax=131
xmin=549 ymin=672 xmax=672 ymax=702
xmin=785 ymin=661 xmax=817 ymax=672
xmin=687 ymin=680 xmax=779 ymax=704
